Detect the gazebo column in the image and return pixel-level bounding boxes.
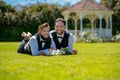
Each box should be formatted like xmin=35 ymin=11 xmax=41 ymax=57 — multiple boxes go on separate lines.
xmin=79 ymin=14 xmax=83 ymax=34
xmin=64 ymin=15 xmax=68 ymax=30
xmin=99 ymin=14 xmax=103 ymax=37
xmin=110 ymin=15 xmax=112 ymax=37
xmin=91 ymin=19 xmax=94 ymax=33
xmin=74 ymin=19 xmax=78 ymax=42
xmin=105 ymin=17 xmax=109 ymax=37
xmin=105 ymin=16 xmax=110 ymax=37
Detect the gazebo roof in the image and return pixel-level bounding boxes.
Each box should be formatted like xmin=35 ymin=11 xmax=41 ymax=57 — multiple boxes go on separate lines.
xmin=63 ymin=0 xmax=112 ymax=14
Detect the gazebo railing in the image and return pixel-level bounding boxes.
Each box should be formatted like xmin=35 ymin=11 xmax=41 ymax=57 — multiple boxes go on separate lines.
xmin=68 ymin=28 xmax=112 ymax=38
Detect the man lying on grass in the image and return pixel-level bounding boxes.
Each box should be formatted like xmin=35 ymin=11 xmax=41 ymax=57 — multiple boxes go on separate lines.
xmin=51 ymin=18 xmax=77 ymax=55
xmin=17 ymin=23 xmax=57 ymax=56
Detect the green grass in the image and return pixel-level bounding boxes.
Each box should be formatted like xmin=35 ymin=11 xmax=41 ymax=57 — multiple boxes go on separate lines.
xmin=0 ymin=42 xmax=120 ymax=80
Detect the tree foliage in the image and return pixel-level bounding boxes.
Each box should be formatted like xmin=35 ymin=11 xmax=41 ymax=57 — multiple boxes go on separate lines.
xmin=0 ymin=2 xmax=63 ymax=28
xmin=0 ymin=1 xmax=65 ymax=41
xmin=101 ymin=0 xmax=120 ymax=34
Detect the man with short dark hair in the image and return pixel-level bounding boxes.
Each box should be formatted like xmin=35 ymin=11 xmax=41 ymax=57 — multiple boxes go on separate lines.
xmin=50 ymin=18 xmax=77 ymax=54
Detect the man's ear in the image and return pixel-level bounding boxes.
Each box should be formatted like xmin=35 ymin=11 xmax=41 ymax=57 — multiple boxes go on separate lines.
xmin=38 ymin=29 xmax=41 ymax=34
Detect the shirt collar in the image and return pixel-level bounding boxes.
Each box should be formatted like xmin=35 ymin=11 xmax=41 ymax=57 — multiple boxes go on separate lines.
xmin=39 ymin=35 xmax=45 ymax=42
xmin=57 ymin=32 xmax=64 ymax=38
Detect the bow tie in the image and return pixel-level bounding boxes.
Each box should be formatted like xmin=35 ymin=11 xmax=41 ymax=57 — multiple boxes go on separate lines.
xmin=57 ymin=36 xmax=63 ymax=39
xmin=40 ymin=40 xmax=45 ymax=43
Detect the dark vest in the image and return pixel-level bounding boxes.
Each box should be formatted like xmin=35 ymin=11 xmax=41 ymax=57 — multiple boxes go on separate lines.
xmin=51 ymin=31 xmax=69 ymax=49
xmin=35 ymin=33 xmax=51 ymax=50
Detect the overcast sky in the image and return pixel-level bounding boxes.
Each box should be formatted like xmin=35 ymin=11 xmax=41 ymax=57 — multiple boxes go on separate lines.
xmin=4 ymin=0 xmax=101 ymax=6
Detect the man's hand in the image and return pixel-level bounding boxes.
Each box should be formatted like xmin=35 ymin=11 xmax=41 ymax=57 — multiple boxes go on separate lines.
xmin=39 ymin=52 xmax=46 ymax=55
xmin=72 ymin=50 xmax=77 ymax=55
xmin=49 ymin=48 xmax=56 ymax=51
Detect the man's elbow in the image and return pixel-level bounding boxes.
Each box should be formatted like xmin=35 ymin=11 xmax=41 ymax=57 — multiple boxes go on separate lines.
xmin=31 ymin=52 xmax=39 ymax=56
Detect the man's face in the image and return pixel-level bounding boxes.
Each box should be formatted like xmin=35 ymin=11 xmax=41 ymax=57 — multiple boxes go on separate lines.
xmin=55 ymin=21 xmax=66 ymax=35
xmin=39 ymin=27 xmax=50 ymax=38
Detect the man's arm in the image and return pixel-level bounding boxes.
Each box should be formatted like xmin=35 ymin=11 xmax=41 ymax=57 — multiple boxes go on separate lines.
xmin=68 ymin=33 xmax=74 ymax=53
xmin=50 ymin=38 xmax=56 ymax=50
xmin=29 ymin=36 xmax=39 ymax=56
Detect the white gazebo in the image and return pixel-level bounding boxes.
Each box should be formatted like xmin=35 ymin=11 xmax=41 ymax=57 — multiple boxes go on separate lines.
xmin=62 ymin=0 xmax=114 ymax=41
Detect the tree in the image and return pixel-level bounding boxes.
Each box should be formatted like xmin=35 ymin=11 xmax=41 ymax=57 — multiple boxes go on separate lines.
xmin=0 ymin=1 xmax=66 ymax=41
xmin=0 ymin=0 xmax=16 ymax=27
xmin=101 ymin=0 xmax=120 ymax=35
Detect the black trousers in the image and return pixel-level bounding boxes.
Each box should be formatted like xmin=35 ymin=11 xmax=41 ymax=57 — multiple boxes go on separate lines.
xmin=17 ymin=39 xmax=31 ymax=55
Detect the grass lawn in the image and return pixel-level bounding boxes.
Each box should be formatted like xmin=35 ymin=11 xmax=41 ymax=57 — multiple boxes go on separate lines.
xmin=0 ymin=42 xmax=120 ymax=80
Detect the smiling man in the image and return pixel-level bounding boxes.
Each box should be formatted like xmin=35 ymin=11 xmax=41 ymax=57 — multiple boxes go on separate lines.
xmin=50 ymin=18 xmax=77 ymax=55
xmin=17 ymin=23 xmax=56 ymax=56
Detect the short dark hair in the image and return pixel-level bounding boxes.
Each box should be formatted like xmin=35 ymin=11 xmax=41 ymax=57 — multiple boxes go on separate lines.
xmin=55 ymin=18 xmax=66 ymax=25
xmin=38 ymin=23 xmax=49 ymax=31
